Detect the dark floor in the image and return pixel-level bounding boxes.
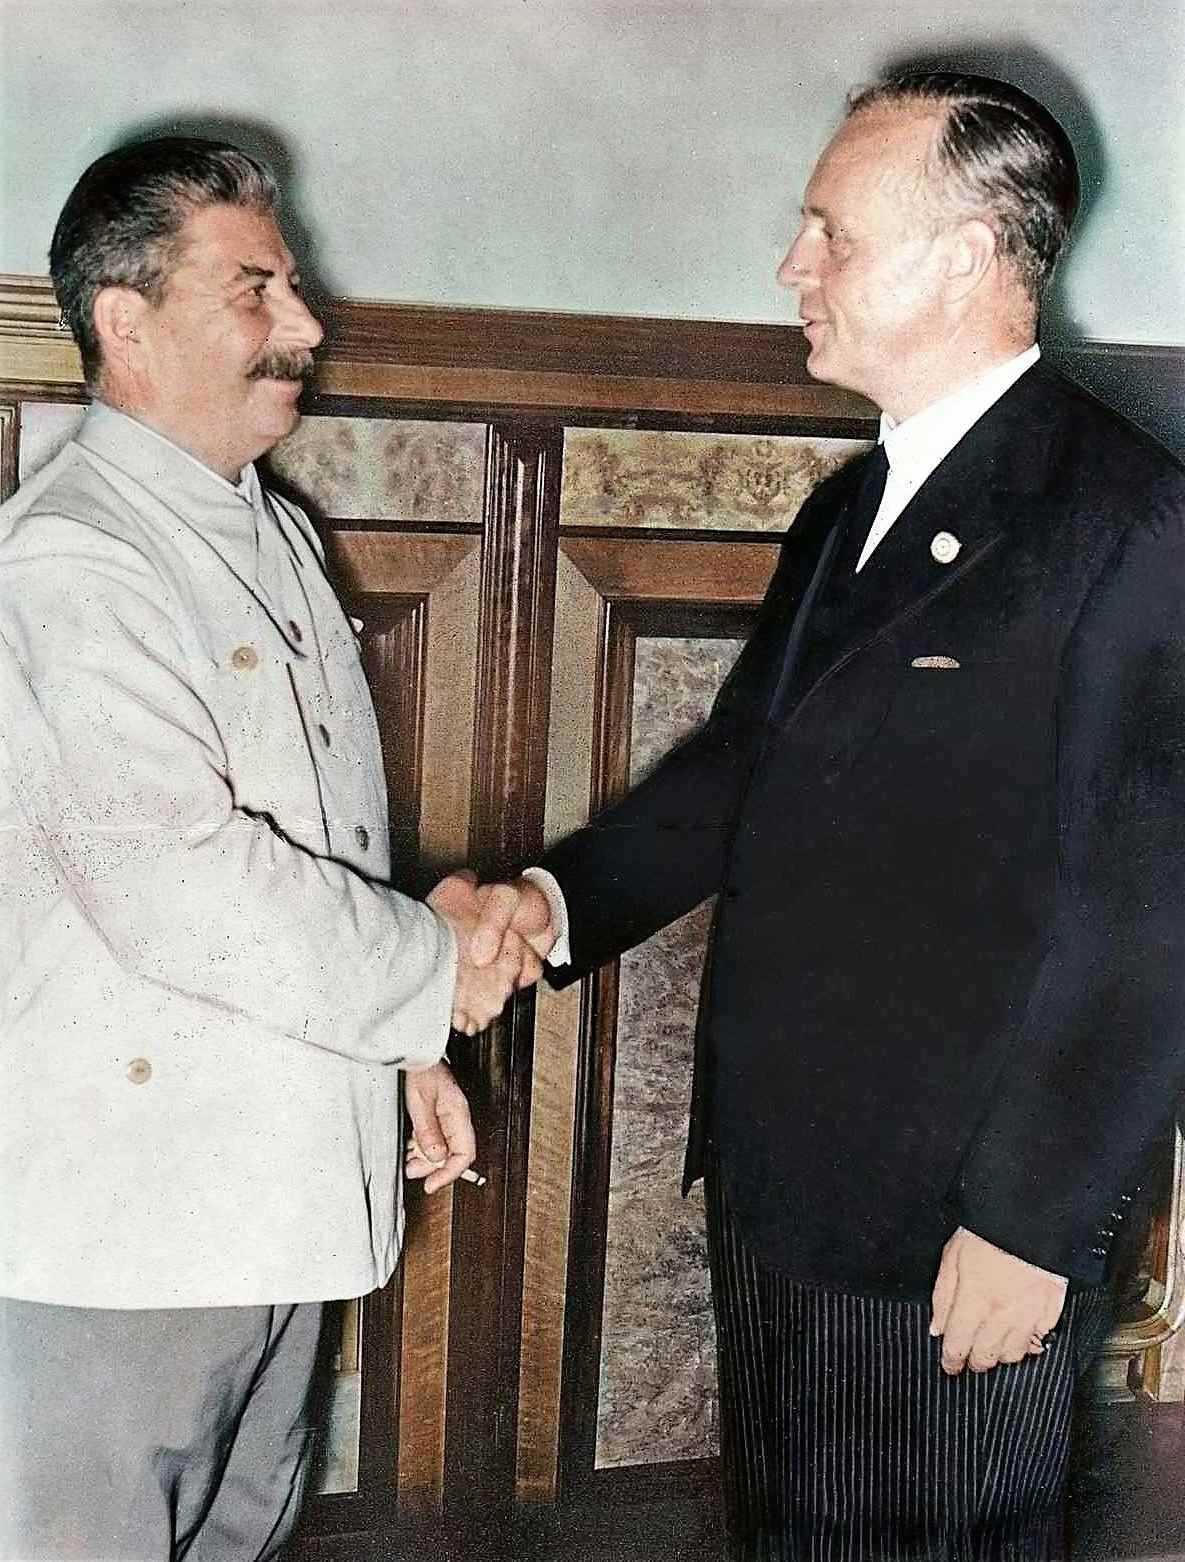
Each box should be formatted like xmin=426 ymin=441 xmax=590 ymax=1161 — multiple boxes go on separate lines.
xmin=1070 ymin=1401 xmax=1185 ymax=1561
xmin=295 ymin=1402 xmax=1185 ymax=1561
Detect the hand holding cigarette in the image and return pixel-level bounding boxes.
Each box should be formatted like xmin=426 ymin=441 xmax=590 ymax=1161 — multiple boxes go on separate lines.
xmin=406 ymin=1136 xmax=486 ymax=1188
xmin=403 ymin=1061 xmax=479 ymax=1194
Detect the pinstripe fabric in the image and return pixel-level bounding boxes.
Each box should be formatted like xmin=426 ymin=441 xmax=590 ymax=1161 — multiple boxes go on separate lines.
xmin=705 ymin=1164 xmax=1111 ymax=1561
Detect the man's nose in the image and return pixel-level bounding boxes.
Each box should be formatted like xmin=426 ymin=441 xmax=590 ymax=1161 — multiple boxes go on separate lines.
xmin=776 ymin=230 xmax=811 ymax=289
xmin=277 ymin=290 xmax=324 ymax=351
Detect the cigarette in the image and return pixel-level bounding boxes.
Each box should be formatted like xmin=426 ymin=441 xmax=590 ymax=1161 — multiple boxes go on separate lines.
xmin=408 ymin=1137 xmax=486 ymax=1186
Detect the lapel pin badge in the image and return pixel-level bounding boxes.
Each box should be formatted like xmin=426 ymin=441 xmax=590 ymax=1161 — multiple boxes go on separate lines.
xmin=911 ymin=655 xmax=961 ymax=670
xmin=930 ymin=531 xmax=961 ymax=565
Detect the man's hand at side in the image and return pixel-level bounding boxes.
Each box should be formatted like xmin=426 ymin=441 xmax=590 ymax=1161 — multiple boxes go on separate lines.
xmin=930 ymin=1226 xmax=1067 ymax=1374
xmin=404 ymin=1062 xmax=476 ymax=1194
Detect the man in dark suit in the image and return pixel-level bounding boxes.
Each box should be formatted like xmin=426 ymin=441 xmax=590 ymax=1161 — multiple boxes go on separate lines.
xmin=458 ymin=72 xmax=1185 ymax=1557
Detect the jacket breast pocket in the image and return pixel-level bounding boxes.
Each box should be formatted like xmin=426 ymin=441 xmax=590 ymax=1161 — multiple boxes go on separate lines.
xmin=880 ymin=628 xmax=1052 ymax=798
xmin=200 ymin=636 xmax=325 ymax=832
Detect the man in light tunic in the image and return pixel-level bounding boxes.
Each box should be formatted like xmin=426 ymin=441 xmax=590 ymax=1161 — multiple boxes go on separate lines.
xmin=0 ymin=138 xmax=529 ymax=1561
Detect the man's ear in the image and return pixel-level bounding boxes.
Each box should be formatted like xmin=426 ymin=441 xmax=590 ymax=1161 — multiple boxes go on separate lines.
xmin=943 ymin=218 xmax=999 ymax=301
xmin=91 ymin=285 xmax=151 ymax=381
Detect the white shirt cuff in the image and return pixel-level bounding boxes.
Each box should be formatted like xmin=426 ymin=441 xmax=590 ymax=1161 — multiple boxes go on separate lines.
xmin=521 ymin=867 xmax=572 ymax=967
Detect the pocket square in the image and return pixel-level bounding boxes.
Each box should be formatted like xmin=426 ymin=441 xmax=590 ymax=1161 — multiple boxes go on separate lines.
xmin=910 ymin=655 xmax=960 ymax=670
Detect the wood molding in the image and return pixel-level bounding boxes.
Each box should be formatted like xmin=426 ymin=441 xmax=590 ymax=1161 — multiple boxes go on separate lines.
xmin=5 ymin=274 xmax=1182 ymax=445
xmin=0 ymin=402 xmax=18 ymax=502
xmin=472 ymin=425 xmax=564 ymax=877
xmin=562 ymin=535 xmax=782 ymax=605
xmin=0 ymin=273 xmax=864 ymax=421
xmin=533 ymin=537 xmax=776 ymax=1499
xmin=0 ymin=277 xmax=84 ymax=390
xmin=301 ymin=530 xmax=481 ymax=1532
xmin=316 ymin=299 xmax=875 ymax=422
xmin=439 ymin=424 xmax=565 ymax=1522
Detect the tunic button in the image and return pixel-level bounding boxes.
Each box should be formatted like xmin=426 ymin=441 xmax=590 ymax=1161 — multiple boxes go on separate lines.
xmin=355 ymin=824 xmax=370 ymax=852
xmin=126 ymin=1058 xmax=152 ymax=1085
xmin=231 ymin=644 xmax=259 ymax=672
xmin=318 ymin=723 xmax=331 ymax=748
xmin=288 ymin=620 xmax=303 ymax=643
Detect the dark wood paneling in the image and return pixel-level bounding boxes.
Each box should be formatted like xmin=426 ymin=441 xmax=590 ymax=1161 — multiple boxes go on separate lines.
xmin=546 ymin=535 xmax=776 ymax=1500
xmin=314 ymin=299 xmax=874 ymax=422
xmin=0 ymin=402 xmax=18 ymax=502
xmin=7 ymin=278 xmax=1185 ymax=1552
xmin=293 ymin=586 xmax=430 ymax=1536
xmin=302 ymin=529 xmax=481 ymax=1535
xmin=442 ymin=424 xmax=564 ymax=1523
xmin=472 ymin=425 xmax=564 ymax=878
xmin=5 ymin=274 xmax=1183 ymax=444
xmin=352 ymin=596 xmax=427 ymax=885
xmin=323 ymin=300 xmax=808 ymax=383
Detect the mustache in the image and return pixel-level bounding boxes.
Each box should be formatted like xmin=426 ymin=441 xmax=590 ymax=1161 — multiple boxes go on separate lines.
xmin=247 ymin=348 xmax=316 ymax=382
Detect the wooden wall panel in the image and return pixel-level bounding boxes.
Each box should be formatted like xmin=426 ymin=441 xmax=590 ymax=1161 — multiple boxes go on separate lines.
xmin=0 ymin=403 xmax=17 ymax=501
xmin=313 ymin=529 xmax=482 ymax=1529
xmin=515 ymin=535 xmax=778 ymax=1506
xmin=4 ymin=290 xmax=1185 ymax=1555
xmin=440 ymin=425 xmax=564 ymax=1525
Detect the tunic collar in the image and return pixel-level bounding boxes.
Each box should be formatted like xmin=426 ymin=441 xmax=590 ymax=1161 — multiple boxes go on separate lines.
xmin=76 ymin=403 xmax=263 ymax=581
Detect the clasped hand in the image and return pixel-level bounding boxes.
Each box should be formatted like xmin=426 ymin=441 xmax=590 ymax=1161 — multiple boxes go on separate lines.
xmin=427 ymin=871 xmax=556 ymax=1035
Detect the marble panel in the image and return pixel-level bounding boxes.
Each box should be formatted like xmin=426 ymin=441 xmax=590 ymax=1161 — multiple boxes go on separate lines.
xmin=17 ymin=400 xmax=87 ymax=481
xmin=1158 ymin=1327 xmax=1185 ymax=1401
xmin=596 ymin=634 xmax=742 ymax=1470
xmin=561 ymin=428 xmax=867 ymax=532
xmin=268 ymin=416 xmax=485 ymax=522
xmin=311 ymin=1369 xmax=361 ymax=1495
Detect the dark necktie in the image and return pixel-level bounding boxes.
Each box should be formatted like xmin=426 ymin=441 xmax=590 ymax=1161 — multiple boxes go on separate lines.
xmin=837 ymin=441 xmax=890 ymax=578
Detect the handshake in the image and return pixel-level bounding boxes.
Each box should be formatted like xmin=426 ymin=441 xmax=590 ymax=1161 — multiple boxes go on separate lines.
xmin=427 ymin=871 xmax=558 ymax=1035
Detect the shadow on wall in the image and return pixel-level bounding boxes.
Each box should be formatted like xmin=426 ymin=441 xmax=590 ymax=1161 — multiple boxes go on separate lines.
xmin=104 ymin=112 xmax=337 ymax=313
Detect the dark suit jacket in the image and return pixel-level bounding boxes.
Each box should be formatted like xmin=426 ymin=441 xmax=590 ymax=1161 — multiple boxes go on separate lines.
xmin=541 ymin=363 xmax=1185 ymax=1301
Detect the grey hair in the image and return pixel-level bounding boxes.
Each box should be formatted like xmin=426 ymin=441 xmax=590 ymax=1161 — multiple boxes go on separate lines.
xmin=50 ymin=137 xmax=279 ymax=386
xmin=848 ymin=72 xmax=1080 ymax=301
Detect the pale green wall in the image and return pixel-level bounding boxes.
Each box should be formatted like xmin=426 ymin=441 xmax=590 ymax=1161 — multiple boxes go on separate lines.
xmin=1 ymin=0 xmax=1181 ymax=343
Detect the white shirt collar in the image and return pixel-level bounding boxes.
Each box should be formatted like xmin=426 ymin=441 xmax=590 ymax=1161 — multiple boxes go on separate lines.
xmin=852 ymin=344 xmax=1040 ymax=574
xmin=879 ymin=343 xmax=1041 ymax=487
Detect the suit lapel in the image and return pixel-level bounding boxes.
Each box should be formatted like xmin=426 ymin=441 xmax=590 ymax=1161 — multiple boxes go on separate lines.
xmin=785 ymin=365 xmax=1059 ymax=703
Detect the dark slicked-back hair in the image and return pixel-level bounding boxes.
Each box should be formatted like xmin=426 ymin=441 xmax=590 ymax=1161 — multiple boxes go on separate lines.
xmin=848 ymin=72 xmax=1080 ymax=302
xmin=50 ymin=137 xmax=279 ymax=386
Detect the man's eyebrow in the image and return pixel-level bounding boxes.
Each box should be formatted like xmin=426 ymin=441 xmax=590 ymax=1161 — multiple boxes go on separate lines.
xmin=233 ymin=262 xmax=302 ymax=288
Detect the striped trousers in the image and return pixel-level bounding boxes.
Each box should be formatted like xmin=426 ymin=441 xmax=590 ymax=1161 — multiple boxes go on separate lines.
xmin=705 ymin=1164 xmax=1111 ymax=1561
